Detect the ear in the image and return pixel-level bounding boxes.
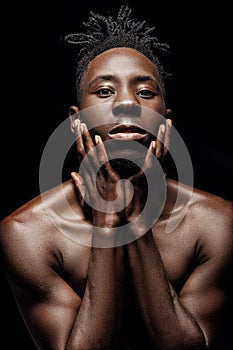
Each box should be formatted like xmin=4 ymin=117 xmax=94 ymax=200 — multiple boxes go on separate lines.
xmin=69 ymin=106 xmax=79 ymax=133
xmin=165 ymin=108 xmax=172 ymax=117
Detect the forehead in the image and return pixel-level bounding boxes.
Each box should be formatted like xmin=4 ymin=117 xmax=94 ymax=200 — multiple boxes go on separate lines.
xmin=83 ymin=47 xmax=160 ymax=81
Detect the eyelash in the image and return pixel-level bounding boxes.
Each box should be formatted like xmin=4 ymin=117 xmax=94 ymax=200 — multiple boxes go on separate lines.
xmin=95 ymin=88 xmax=114 ymax=98
xmin=137 ymin=89 xmax=157 ymax=98
xmin=94 ymin=87 xmax=158 ymax=99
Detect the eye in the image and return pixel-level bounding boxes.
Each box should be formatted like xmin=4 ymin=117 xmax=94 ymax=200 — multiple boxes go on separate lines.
xmin=95 ymin=87 xmax=115 ymax=98
xmin=137 ymin=89 xmax=157 ymax=99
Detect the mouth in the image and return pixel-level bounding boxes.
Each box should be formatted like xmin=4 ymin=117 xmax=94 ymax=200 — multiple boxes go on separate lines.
xmin=108 ymin=124 xmax=147 ymax=140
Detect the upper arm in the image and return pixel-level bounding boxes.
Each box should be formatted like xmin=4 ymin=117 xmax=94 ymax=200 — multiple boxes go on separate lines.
xmin=17 ymin=272 xmax=81 ymax=350
xmin=179 ymin=202 xmax=233 ymax=347
xmin=0 ymin=217 xmax=82 ymax=350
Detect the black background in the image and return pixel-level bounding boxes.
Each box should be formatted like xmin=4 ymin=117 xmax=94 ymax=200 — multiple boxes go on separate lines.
xmin=1 ymin=0 xmax=233 ymax=348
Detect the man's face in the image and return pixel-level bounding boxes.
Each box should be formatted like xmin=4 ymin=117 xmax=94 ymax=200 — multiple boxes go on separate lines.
xmin=77 ymin=47 xmax=167 ymax=173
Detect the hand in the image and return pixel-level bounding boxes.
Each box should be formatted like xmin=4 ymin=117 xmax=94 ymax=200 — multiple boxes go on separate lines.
xmin=71 ymin=117 xmax=172 ymax=231
xmin=71 ymin=120 xmax=124 ymax=228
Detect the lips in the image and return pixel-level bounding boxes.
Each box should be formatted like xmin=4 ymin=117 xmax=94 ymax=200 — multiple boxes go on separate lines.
xmin=108 ymin=124 xmax=147 ymax=140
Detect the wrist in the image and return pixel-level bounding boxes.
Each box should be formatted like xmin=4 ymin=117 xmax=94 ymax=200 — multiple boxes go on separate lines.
xmin=92 ymin=212 xmax=124 ymax=228
xmin=92 ymin=226 xmax=123 ymax=247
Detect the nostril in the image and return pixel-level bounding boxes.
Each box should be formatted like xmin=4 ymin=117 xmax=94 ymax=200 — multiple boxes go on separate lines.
xmin=113 ymin=103 xmax=141 ymax=116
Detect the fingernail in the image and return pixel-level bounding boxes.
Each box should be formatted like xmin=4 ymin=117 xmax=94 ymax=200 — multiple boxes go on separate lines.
xmin=161 ymin=124 xmax=165 ymax=133
xmin=71 ymin=172 xmax=79 ymax=182
xmin=80 ymin=123 xmax=86 ymax=133
xmin=70 ymin=118 xmax=80 ymax=133
xmin=73 ymin=119 xmax=80 ymax=128
xmin=95 ymin=135 xmax=101 ymax=144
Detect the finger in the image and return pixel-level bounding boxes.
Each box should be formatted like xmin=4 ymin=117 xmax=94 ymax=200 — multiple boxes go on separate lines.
xmin=155 ymin=124 xmax=165 ymax=158
xmin=69 ymin=110 xmax=80 ymax=133
xmin=73 ymin=119 xmax=85 ymax=158
xmin=74 ymin=121 xmax=99 ymax=178
xmin=81 ymin=124 xmax=109 ymax=173
xmin=143 ymin=141 xmax=156 ymax=170
xmin=95 ymin=135 xmax=117 ymax=178
xmin=71 ymin=172 xmax=86 ymax=207
xmin=81 ymin=123 xmax=95 ymax=152
xmin=95 ymin=135 xmax=108 ymax=163
xmin=131 ymin=141 xmax=156 ymax=186
xmin=162 ymin=119 xmax=172 ymax=160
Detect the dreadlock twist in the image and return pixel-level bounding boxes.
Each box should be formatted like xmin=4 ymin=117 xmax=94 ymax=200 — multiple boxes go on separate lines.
xmin=65 ymin=4 xmax=171 ymax=102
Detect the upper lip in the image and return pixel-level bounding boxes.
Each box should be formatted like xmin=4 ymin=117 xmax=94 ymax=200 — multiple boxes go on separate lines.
xmin=109 ymin=124 xmax=147 ymax=135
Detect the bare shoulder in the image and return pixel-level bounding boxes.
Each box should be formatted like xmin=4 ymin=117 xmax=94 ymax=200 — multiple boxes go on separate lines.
xmin=1 ymin=179 xmax=74 ymax=232
xmin=188 ymin=184 xmax=233 ymax=261
xmin=169 ymin=177 xmax=232 ymax=227
xmin=167 ymin=178 xmax=233 ymax=256
xmin=0 ymin=180 xmax=85 ymax=271
xmin=190 ymin=185 xmax=233 ymax=232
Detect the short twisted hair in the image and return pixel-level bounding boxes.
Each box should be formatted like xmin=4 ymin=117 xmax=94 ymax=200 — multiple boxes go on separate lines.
xmin=65 ymin=5 xmax=171 ymax=102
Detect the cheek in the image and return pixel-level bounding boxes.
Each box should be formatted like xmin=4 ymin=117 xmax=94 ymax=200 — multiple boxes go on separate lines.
xmin=79 ymin=95 xmax=96 ymax=110
xmin=148 ymin=97 xmax=166 ymax=114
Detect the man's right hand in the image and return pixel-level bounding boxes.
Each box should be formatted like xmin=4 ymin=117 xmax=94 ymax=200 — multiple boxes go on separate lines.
xmin=71 ymin=118 xmax=172 ymax=232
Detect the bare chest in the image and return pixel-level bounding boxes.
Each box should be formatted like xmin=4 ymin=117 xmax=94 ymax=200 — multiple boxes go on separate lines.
xmin=60 ymin=225 xmax=198 ymax=296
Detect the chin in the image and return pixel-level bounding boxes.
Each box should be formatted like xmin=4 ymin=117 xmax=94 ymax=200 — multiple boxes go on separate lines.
xmin=109 ymin=158 xmax=142 ymax=178
xmin=104 ymin=140 xmax=145 ymax=176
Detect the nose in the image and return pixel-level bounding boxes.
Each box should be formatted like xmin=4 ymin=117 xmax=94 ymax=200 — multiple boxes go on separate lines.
xmin=112 ymin=100 xmax=141 ymax=117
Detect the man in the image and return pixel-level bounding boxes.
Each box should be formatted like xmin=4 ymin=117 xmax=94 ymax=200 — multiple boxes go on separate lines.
xmin=0 ymin=5 xmax=232 ymax=349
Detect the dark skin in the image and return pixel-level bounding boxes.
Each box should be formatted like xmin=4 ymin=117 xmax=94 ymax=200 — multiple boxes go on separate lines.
xmin=0 ymin=47 xmax=233 ymax=350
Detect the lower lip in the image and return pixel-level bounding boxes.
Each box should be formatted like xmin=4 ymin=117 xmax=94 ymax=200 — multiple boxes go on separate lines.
xmin=109 ymin=133 xmax=147 ymax=140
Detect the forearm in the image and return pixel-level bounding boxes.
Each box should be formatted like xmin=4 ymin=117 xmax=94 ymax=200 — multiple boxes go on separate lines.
xmin=66 ymin=230 xmax=125 ymax=350
xmin=126 ymin=230 xmax=206 ymax=349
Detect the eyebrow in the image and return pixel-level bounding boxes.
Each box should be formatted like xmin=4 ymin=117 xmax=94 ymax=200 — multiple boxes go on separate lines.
xmin=88 ymin=75 xmax=118 ymax=88
xmin=134 ymin=75 xmax=161 ymax=92
xmin=134 ymin=75 xmax=158 ymax=83
xmin=88 ymin=74 xmax=159 ymax=88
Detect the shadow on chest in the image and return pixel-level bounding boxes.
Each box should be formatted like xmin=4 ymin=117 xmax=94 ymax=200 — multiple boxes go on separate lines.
xmin=154 ymin=227 xmax=198 ymax=293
